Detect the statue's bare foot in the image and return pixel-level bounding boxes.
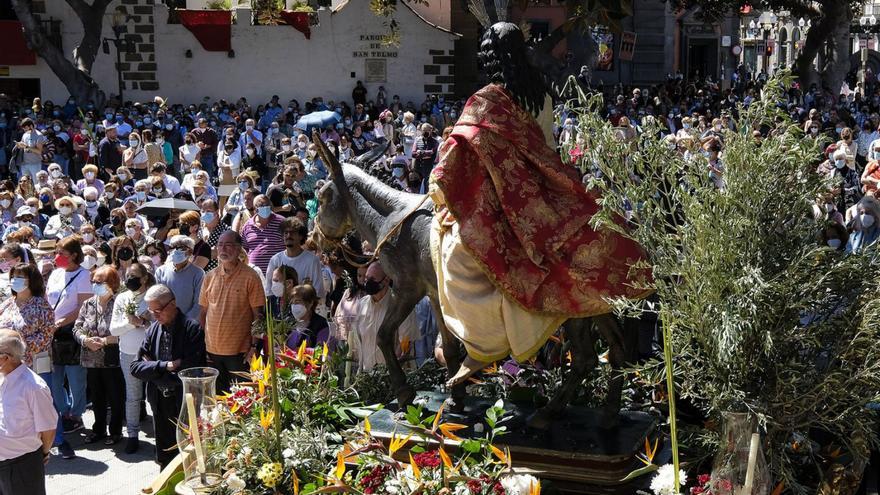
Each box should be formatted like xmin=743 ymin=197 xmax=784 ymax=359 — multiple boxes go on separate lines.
xmin=445 ymin=356 xmax=489 ymax=389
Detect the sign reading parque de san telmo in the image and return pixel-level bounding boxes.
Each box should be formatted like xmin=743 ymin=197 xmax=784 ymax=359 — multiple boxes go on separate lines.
xmin=353 ymin=34 xmax=399 ymax=58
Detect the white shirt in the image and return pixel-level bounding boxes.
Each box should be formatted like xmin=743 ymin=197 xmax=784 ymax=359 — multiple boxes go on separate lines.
xmin=179 ymin=144 xmax=200 ymax=167
xmin=0 ymin=364 xmax=58 ymax=461
xmin=263 ymin=250 xmax=325 ymax=297
xmin=45 ymin=267 xmax=91 ymax=320
xmin=354 ymin=294 xmax=418 ymax=372
xmin=109 ymin=290 xmax=149 ymax=355
xmin=162 ymin=175 xmax=182 ymax=196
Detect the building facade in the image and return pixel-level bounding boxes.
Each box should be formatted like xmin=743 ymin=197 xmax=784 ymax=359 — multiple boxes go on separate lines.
xmin=0 ymin=0 xmax=458 ymax=105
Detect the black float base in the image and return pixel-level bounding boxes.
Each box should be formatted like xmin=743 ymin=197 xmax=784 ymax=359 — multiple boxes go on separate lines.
xmin=367 ymin=390 xmax=661 ymax=494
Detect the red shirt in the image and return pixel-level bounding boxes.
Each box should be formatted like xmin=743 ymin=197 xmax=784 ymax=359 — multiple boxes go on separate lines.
xmin=73 ymin=133 xmax=91 ymax=163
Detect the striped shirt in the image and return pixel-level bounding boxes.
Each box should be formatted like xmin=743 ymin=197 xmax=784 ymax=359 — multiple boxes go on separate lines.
xmin=240 ymin=213 xmax=285 ymax=275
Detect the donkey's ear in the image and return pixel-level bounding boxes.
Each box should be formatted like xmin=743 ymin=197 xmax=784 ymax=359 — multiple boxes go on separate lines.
xmin=312 ymin=129 xmax=343 ymax=179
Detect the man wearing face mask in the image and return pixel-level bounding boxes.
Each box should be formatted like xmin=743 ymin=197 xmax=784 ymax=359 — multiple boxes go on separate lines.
xmin=353 ymin=260 xmax=418 ymax=372
xmin=240 ymin=195 xmax=285 ymax=275
xmin=80 ymin=187 xmax=108 ymax=228
xmin=264 ymin=217 xmax=324 ymax=299
xmin=155 ymin=236 xmax=205 ymax=321
xmin=191 ymin=118 xmax=218 ymax=176
xmin=124 ymin=219 xmax=153 ymax=250
xmin=239 ymin=118 xmax=263 ymax=157
xmin=818 ymin=149 xmax=863 ymax=211
xmin=411 ymin=123 xmax=438 ymax=193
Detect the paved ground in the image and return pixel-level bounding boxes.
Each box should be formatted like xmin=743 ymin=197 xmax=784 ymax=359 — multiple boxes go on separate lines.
xmin=46 ymin=405 xmax=162 ymax=495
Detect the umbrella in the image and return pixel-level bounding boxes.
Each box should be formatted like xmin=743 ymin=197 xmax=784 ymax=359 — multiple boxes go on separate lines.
xmin=295 ymin=110 xmax=342 ymax=132
xmin=135 ymin=197 xmax=200 ymax=216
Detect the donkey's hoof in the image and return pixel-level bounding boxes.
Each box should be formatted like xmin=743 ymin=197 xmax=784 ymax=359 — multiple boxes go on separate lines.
xmin=397 ymin=386 xmax=417 ymax=407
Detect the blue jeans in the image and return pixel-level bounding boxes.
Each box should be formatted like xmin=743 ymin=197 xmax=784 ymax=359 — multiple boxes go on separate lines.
xmin=199 ymin=154 xmax=216 ymax=177
xmin=38 ymin=372 xmax=65 ymax=446
xmin=50 ymin=364 xmax=88 ymax=419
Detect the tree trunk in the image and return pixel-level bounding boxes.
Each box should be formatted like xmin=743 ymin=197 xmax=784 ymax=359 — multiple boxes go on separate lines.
xmin=820 ymin=1 xmax=854 ymax=96
xmin=9 ymin=0 xmax=112 ymax=107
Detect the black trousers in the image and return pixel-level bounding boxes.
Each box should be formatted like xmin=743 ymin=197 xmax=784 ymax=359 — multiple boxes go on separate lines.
xmin=207 ymin=352 xmax=247 ymax=394
xmin=0 ymin=448 xmax=45 ymax=495
xmin=87 ymin=367 xmax=125 ymax=436
xmin=148 ymin=388 xmax=182 ymax=469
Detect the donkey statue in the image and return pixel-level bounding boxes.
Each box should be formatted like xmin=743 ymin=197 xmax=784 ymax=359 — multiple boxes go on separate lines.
xmin=310 ymin=132 xmax=638 ymax=427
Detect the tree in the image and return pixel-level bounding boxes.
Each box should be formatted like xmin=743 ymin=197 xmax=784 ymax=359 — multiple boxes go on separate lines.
xmin=672 ymin=0 xmax=859 ymax=95
xmin=10 ymin=0 xmax=115 ymax=106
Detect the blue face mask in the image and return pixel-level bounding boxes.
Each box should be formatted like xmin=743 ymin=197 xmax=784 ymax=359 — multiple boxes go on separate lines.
xmin=392 ymin=168 xmax=404 ymax=178
xmin=10 ymin=277 xmax=27 ymax=293
xmin=136 ymin=191 xmax=146 ymax=200
xmin=238 ymin=181 xmax=248 ymax=191
xmin=257 ymin=206 xmax=272 ymax=219
xmin=92 ymin=283 xmax=109 ymax=297
xmin=169 ymin=249 xmax=188 ymax=265
xmin=201 ymin=211 xmax=215 ymax=223
xmin=40 ymin=194 xmax=50 ymax=203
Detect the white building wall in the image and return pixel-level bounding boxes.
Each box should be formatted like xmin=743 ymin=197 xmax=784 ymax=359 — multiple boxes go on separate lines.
xmin=3 ymin=1 xmax=457 ymax=106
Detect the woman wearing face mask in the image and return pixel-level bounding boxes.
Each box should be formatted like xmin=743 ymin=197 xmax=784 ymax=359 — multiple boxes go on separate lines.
xmin=819 ymin=222 xmax=849 ymax=251
xmin=81 ymin=245 xmax=100 ymax=271
xmin=76 ymin=164 xmax=105 ymax=197
xmin=149 ymin=176 xmax=170 ymax=199
xmin=44 ymin=196 xmax=86 ymax=239
xmin=225 ymin=172 xmax=256 ymax=221
xmin=218 ymin=138 xmax=242 ymax=178
xmin=143 ymin=241 xmax=167 ymax=268
xmin=181 ymin=160 xmax=203 ymax=195
xmin=74 ymin=265 xmax=125 ymax=446
xmin=241 ymin=142 xmax=266 ymax=181
xmin=100 ymin=208 xmax=126 ymax=240
xmin=45 ymin=236 xmax=92 ymax=455
xmin=110 ymin=236 xmax=138 ymax=274
xmin=822 ymin=149 xmax=863 ymax=211
xmin=0 ymin=243 xmax=32 ymax=299
xmin=269 ymin=265 xmax=299 ymax=319
xmin=284 ymin=284 xmax=331 ymax=350
xmin=847 ymin=197 xmax=880 ymax=253
xmin=175 ymin=210 xmax=211 ymax=270
xmin=0 ymin=190 xmax=16 ymax=227
xmin=813 ymin=194 xmax=846 ymax=226
xmin=109 ymin=262 xmax=154 ymax=453
xmin=123 ymin=131 xmax=149 ymax=180
xmin=80 ymin=223 xmax=99 ymax=246
xmin=114 ymin=166 xmax=135 ymax=194
xmin=142 ymin=129 xmax=165 ymax=168
xmin=16 ymin=174 xmax=36 ymax=200
xmin=37 ymin=187 xmax=56 ymax=217
xmin=836 ymin=127 xmax=857 ymax=169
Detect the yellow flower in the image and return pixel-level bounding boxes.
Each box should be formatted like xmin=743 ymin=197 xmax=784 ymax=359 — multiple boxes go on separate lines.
xmin=530 ymin=479 xmax=541 ymax=495
xmin=334 ymin=451 xmax=345 ymax=480
xmin=409 ymin=453 xmax=421 ymax=480
xmin=388 ymin=431 xmax=413 ymax=456
xmin=257 ymin=462 xmax=283 ymax=488
xmin=260 ymin=408 xmax=275 ymax=431
xmin=249 ymin=354 xmax=263 ymax=374
xmin=439 ymin=447 xmax=453 ymax=469
xmin=438 ymin=422 xmax=467 ymax=442
xmin=364 ymin=417 xmax=372 ymax=436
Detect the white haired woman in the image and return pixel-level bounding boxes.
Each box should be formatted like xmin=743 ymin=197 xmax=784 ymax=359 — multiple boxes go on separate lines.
xmin=847 ymin=196 xmax=880 ymax=253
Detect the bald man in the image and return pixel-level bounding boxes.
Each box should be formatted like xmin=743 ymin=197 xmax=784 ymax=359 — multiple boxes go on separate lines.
xmin=353 ymin=261 xmax=419 ymax=372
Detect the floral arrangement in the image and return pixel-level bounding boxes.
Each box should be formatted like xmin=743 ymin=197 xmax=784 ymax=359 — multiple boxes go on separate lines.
xmin=210 ymin=334 xmax=542 ymax=495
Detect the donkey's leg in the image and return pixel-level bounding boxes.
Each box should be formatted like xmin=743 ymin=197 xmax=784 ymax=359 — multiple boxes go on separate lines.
xmin=429 ymin=296 xmax=467 ymax=413
xmin=376 ymin=291 xmax=422 ymax=408
xmin=593 ymin=314 xmax=627 ymax=428
xmin=527 ymin=318 xmax=597 ymax=430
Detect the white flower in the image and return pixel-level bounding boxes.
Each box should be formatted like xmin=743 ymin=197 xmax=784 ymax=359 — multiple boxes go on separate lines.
xmin=282 ymin=447 xmax=295 ymax=459
xmin=500 ymin=474 xmax=539 ymax=495
xmin=226 ymin=472 xmax=246 ymax=491
xmin=649 ymin=464 xmax=687 ymax=495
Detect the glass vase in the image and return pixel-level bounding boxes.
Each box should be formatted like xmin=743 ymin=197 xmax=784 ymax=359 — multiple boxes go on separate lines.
xmin=176 ymin=367 xmax=225 ymax=493
xmin=710 ymin=412 xmax=771 ymax=495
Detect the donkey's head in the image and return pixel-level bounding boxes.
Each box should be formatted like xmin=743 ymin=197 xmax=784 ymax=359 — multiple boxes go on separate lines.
xmin=309 ymin=131 xmax=389 ymax=250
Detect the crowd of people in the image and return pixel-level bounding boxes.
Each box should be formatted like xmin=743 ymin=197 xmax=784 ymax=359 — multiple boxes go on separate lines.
xmin=1 ymin=69 xmax=880 ymax=493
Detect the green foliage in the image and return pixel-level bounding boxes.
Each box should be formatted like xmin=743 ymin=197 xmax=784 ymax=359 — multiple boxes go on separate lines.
xmin=563 ymin=71 xmax=880 ymax=492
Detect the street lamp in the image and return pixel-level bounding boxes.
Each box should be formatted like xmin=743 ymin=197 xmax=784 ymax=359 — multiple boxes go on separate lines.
xmin=858 ymin=15 xmax=877 ymax=95
xmin=103 ymin=9 xmax=133 ymax=103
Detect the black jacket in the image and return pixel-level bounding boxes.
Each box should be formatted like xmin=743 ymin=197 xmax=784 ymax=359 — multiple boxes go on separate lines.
xmin=130 ymin=309 xmax=206 ymax=398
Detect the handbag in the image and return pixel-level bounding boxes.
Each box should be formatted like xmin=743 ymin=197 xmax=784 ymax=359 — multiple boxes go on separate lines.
xmin=51 ymin=323 xmax=80 ymax=366
xmin=102 ymin=343 xmax=120 ymax=368
xmin=50 ymin=269 xmax=84 ymax=366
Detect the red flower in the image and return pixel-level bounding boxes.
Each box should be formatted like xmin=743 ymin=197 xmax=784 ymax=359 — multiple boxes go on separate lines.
xmin=697 ymin=474 xmax=711 ymax=486
xmin=303 ymin=363 xmax=315 ymax=375
xmin=412 ymin=450 xmax=441 ymax=468
xmin=690 ymin=486 xmax=705 ymax=495
xmin=359 ymin=465 xmax=391 ymax=494
xmin=569 ymin=145 xmax=584 ymax=164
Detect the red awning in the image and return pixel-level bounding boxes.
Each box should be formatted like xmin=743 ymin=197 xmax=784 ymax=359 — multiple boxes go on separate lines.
xmin=178 ymin=10 xmax=232 ymax=52
xmin=279 ymin=11 xmax=311 ymax=40
xmin=0 ymin=20 xmax=37 ymax=65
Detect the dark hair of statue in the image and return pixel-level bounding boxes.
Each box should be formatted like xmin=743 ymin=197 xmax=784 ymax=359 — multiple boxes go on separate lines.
xmin=477 ymin=22 xmax=549 ymax=117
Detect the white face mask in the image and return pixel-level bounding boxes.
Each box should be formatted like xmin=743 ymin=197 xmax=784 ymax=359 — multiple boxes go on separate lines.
xmin=826 ymin=238 xmax=842 ymax=249
xmin=82 ymin=233 xmax=95 ymax=243
xmin=824 ymin=203 xmax=835 ymax=213
xmin=281 ymin=144 xmax=291 ymax=152
xmin=96 ymin=256 xmax=106 ymax=267
xmin=860 ymin=213 xmax=876 ymax=228
xmin=291 ymin=303 xmax=308 ymax=320
xmin=50 ymin=170 xmax=62 ymax=178
xmin=81 ymin=255 xmax=97 ymax=270
xmin=835 ymin=159 xmax=846 ymax=169
xmin=125 ymin=227 xmax=137 ymax=237
xmin=0 ymin=200 xmax=10 ymax=209
xmin=85 ymin=172 xmax=95 ymax=180
xmin=59 ymin=206 xmax=72 ymax=215
xmin=271 ymin=281 xmax=285 ymax=298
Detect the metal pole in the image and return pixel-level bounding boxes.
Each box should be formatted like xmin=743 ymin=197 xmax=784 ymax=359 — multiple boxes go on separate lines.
xmin=116 ymin=36 xmax=124 ymax=102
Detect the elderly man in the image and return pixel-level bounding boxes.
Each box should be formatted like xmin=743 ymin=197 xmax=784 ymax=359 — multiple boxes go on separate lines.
xmin=240 ymin=194 xmax=285 ymax=276
xmin=130 ymin=285 xmax=205 ymax=468
xmin=0 ymin=329 xmax=58 ymax=494
xmin=155 ymin=235 xmax=205 ymax=320
xmin=125 ymin=218 xmax=153 ymax=250
xmin=199 ymin=231 xmax=264 ymax=393
xmin=354 ymin=260 xmax=419 ymax=372
xmin=240 ymin=118 xmax=263 ymax=157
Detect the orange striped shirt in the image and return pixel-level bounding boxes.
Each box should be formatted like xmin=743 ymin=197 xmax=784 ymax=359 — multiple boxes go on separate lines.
xmin=199 ymin=261 xmax=264 ymax=355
